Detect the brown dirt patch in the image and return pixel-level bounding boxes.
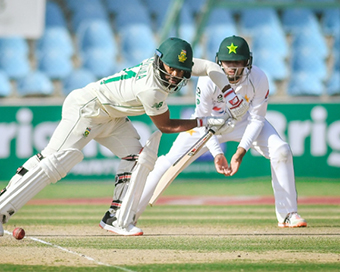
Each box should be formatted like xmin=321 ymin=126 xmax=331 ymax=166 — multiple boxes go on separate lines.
xmin=2 ymin=197 xmax=340 ymax=268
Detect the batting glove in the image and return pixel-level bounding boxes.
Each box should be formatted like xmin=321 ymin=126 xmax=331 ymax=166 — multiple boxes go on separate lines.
xmin=196 ymin=116 xmax=226 ymax=131
xmin=214 ymin=118 xmax=235 ymax=135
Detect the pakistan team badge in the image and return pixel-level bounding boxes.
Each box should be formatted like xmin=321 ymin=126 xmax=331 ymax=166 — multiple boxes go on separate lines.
xmin=178 ymin=50 xmax=187 ymax=63
xmin=83 ymin=127 xmax=91 ymax=137
xmin=227 ymin=43 xmax=238 ymax=54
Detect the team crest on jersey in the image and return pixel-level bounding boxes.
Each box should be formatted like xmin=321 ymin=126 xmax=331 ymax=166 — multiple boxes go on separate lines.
xmin=178 ymin=50 xmax=187 ymax=63
xmin=227 ymin=43 xmax=238 ymax=54
xmin=152 ymin=101 xmax=163 ymax=110
xmin=83 ymin=127 xmax=91 ymax=137
xmin=217 ymin=94 xmax=223 ymax=103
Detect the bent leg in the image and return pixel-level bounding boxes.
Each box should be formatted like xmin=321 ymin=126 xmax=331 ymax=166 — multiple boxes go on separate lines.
xmin=99 ymin=131 xmax=162 ymax=235
xmin=134 ymin=155 xmax=173 ymax=220
xmin=135 ymin=128 xmax=207 ymax=221
xmin=6 ymin=89 xmax=104 ymax=192
xmin=0 ymin=88 xmax=110 ymax=232
xmin=96 ymin=118 xmax=143 ymax=214
xmin=251 ymin=120 xmax=299 ymax=223
xmin=270 ymin=144 xmax=298 ymax=223
xmin=0 ymin=149 xmax=83 ymax=225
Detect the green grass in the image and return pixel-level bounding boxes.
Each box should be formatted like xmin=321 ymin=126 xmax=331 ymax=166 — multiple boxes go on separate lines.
xmin=1 ymin=178 xmax=340 ymax=271
xmin=5 ymin=203 xmax=340 ymax=269
xmin=1 ymin=177 xmax=339 ymax=199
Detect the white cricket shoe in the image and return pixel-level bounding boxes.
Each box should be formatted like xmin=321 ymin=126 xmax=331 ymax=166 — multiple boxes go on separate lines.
xmin=99 ymin=211 xmax=143 ymax=236
xmin=278 ymin=212 xmax=307 ymax=228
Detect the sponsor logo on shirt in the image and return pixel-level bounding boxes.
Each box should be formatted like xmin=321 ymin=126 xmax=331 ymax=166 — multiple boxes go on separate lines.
xmin=152 ymin=102 xmax=163 ymax=110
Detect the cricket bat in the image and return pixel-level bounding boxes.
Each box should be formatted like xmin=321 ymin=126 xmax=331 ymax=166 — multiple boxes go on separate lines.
xmin=149 ymin=129 xmax=215 ymax=206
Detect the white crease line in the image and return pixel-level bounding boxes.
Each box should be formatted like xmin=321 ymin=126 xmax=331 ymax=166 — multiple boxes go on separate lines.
xmin=4 ymin=230 xmax=136 ymax=272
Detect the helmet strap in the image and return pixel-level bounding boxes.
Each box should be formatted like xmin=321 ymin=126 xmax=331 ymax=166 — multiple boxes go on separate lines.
xmin=247 ymin=52 xmax=253 ymax=70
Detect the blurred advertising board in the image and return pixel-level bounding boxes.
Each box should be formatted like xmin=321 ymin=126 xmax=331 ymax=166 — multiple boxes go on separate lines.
xmin=0 ymin=103 xmax=339 ymax=181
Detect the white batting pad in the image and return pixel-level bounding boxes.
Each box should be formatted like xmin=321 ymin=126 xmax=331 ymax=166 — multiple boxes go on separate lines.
xmin=117 ymin=130 xmax=162 ymax=228
xmin=0 ymin=148 xmax=83 ymax=223
xmin=6 ymin=154 xmax=42 ymax=189
xmin=41 ymin=148 xmax=83 ymax=183
xmin=135 ymin=155 xmax=172 ymax=221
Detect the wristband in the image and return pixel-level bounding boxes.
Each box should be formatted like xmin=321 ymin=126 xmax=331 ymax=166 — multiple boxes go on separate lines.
xmin=197 ymin=118 xmax=204 ymax=127
xmin=222 ymin=85 xmax=236 ymax=101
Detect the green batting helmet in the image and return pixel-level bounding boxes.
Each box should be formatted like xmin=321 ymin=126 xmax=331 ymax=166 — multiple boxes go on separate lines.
xmin=156 ymin=37 xmax=193 ymax=73
xmin=216 ymin=35 xmax=252 ymax=68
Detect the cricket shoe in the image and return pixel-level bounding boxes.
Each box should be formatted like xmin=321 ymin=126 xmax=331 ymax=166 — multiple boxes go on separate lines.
xmin=99 ymin=211 xmax=143 ymax=236
xmin=278 ymin=212 xmax=307 ymax=228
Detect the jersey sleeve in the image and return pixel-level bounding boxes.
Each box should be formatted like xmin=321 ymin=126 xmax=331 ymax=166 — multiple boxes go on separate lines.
xmin=194 ymin=77 xmax=224 ymax=157
xmin=191 ymin=58 xmax=230 ymax=91
xmin=137 ymin=89 xmax=169 ymax=116
xmin=193 ymin=76 xmax=215 ymax=118
xmin=238 ymin=69 xmax=269 ymax=151
xmin=206 ymin=135 xmax=224 ymax=158
xmin=248 ymin=69 xmax=269 ymax=118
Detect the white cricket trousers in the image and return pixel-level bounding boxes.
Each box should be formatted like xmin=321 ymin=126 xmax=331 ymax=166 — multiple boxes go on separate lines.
xmin=137 ymin=117 xmax=298 ymax=223
xmin=42 ymin=86 xmax=142 ymax=176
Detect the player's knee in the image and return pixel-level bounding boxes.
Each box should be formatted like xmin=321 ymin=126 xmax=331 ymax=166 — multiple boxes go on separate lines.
xmin=41 ymin=148 xmax=83 ymax=183
xmin=117 ymin=154 xmax=139 ymax=174
xmin=272 ymin=143 xmax=292 ymax=163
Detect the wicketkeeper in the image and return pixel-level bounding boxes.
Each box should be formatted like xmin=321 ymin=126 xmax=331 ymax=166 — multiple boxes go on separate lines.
xmin=0 ymin=37 xmax=248 ymax=236
xmin=135 ymin=36 xmax=307 ymax=229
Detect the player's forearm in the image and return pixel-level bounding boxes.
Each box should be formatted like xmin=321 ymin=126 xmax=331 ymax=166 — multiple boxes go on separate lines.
xmin=234 ymin=147 xmax=247 ymax=161
xmin=238 ymin=117 xmax=264 ymax=151
xmin=206 ymin=135 xmax=223 ymax=158
xmin=153 ymin=119 xmax=198 ymax=133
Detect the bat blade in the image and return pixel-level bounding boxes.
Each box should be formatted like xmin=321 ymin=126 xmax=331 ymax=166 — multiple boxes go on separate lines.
xmin=149 ymin=129 xmax=215 ymax=206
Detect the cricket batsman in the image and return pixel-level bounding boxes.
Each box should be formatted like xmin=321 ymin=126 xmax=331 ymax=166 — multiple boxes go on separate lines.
xmin=135 ymin=36 xmax=307 ymax=229
xmin=0 ymin=37 xmax=249 ymax=236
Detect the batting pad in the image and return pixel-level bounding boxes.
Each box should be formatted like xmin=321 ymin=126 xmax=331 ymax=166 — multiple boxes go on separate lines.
xmin=135 ymin=155 xmax=172 ymax=221
xmin=117 ymin=130 xmax=162 ymax=228
xmin=0 ymin=148 xmax=83 ymax=223
xmin=6 ymin=154 xmax=42 ymax=189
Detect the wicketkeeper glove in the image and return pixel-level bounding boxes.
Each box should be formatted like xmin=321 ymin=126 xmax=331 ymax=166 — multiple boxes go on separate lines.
xmin=226 ymin=93 xmax=249 ymax=120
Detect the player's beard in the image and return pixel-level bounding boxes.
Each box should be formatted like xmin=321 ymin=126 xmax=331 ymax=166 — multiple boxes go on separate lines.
xmin=226 ymin=67 xmax=244 ymax=83
xmin=159 ymin=63 xmax=186 ymax=92
xmin=165 ymin=75 xmax=181 ymax=88
xmin=153 ymin=57 xmax=189 ymax=93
